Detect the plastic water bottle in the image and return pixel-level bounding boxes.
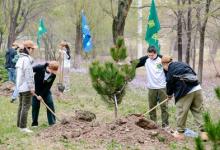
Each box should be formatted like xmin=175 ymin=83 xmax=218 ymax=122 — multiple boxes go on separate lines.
xmin=184 ymin=128 xmax=198 ymax=137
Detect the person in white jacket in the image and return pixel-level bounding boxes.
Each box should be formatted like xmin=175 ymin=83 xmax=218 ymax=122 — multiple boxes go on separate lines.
xmin=16 ymin=40 xmax=36 ymax=133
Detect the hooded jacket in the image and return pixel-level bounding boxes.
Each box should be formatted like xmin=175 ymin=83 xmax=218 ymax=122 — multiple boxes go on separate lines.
xmin=16 ymin=53 xmax=35 ymax=93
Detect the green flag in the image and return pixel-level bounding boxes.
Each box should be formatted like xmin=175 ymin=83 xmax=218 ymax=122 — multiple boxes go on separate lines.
xmin=145 ymin=0 xmax=160 ymax=54
xmin=37 ymin=18 xmax=47 ymax=48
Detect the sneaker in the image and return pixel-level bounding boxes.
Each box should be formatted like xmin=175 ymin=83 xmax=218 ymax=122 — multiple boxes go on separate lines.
xmin=20 ymin=128 xmax=33 ymax=133
xmin=200 ymin=132 xmax=208 ymax=141
xmin=32 ymin=125 xmax=38 ymax=128
xmin=10 ymin=99 xmax=16 ymax=103
xmin=172 ymin=131 xmax=185 ymax=140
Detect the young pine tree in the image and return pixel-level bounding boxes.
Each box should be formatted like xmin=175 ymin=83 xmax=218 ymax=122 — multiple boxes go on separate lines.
xmin=195 ymin=87 xmax=220 ymax=150
xmin=89 ymin=37 xmax=138 ymax=118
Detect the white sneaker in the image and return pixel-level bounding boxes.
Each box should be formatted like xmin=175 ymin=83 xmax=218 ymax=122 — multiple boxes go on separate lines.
xmin=20 ymin=128 xmax=33 ymax=133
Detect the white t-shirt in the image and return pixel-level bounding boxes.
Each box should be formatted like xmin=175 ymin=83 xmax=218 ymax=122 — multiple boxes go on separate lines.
xmin=145 ymin=56 xmax=166 ymax=89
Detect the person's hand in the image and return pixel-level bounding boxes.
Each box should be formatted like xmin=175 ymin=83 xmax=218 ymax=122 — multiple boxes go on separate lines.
xmin=167 ymin=95 xmax=173 ymax=100
xmin=37 ymin=96 xmax=42 ymax=101
xmin=30 ymin=89 xmax=35 ymax=96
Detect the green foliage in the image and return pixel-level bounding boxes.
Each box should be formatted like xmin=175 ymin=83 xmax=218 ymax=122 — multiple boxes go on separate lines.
xmin=195 ymin=112 xmax=220 ymax=150
xmin=215 ymin=87 xmax=220 ymax=100
xmin=0 ymin=53 xmax=8 ymax=82
xmin=195 ymin=87 xmax=220 ymax=150
xmin=195 ymin=137 xmax=205 ymax=150
xmin=90 ymin=61 xmax=126 ymax=104
xmin=110 ymin=37 xmax=127 ymax=62
xmin=89 ymin=38 xmax=138 ymax=117
xmin=203 ymin=112 xmax=220 ymax=143
xmin=106 ymin=139 xmax=122 ymax=150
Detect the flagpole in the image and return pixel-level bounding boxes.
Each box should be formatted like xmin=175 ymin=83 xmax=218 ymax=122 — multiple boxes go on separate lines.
xmin=137 ymin=0 xmax=143 ymax=58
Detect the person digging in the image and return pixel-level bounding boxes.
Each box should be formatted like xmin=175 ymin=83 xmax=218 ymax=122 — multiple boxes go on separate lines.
xmin=31 ymin=61 xmax=59 ymax=127
xmin=161 ymin=55 xmax=208 ymax=141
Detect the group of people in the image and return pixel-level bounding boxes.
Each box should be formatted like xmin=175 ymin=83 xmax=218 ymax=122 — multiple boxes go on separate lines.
xmin=5 ymin=40 xmax=71 ymax=133
xmin=135 ymin=46 xmax=208 ymax=140
xmin=5 ymin=39 xmax=208 ymax=140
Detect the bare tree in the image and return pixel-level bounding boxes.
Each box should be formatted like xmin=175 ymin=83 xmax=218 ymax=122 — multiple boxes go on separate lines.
xmin=112 ymin=0 xmax=133 ymax=44
xmin=177 ymin=0 xmax=183 ymax=61
xmin=2 ymin=0 xmax=51 ymax=49
xmin=185 ymin=0 xmax=192 ymax=64
xmin=196 ymin=0 xmax=213 ymax=83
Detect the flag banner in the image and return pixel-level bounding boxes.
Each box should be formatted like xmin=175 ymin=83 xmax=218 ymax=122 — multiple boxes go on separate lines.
xmin=145 ymin=0 xmax=160 ymax=54
xmin=37 ymin=18 xmax=47 ymax=48
xmin=81 ymin=11 xmax=92 ymax=52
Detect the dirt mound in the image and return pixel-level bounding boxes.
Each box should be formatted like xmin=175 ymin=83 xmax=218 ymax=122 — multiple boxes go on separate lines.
xmin=38 ymin=114 xmax=175 ymax=149
xmin=0 ymin=81 xmax=14 ymax=96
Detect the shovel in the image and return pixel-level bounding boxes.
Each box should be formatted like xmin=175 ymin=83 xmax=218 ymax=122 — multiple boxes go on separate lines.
xmin=135 ymin=98 xmax=169 ymax=129
xmin=143 ymin=98 xmax=169 ymax=116
xmin=33 ymin=93 xmax=68 ymax=124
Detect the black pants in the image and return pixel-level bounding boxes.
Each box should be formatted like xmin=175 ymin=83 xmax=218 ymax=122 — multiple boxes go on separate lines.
xmin=32 ymin=92 xmax=56 ymax=126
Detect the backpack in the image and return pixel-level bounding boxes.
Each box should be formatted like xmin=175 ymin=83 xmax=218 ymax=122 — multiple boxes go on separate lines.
xmin=173 ymin=73 xmax=198 ymax=83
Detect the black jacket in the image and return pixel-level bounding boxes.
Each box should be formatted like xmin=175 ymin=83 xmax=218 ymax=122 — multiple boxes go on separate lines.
xmin=166 ymin=62 xmax=199 ymax=103
xmin=135 ymin=55 xmax=162 ymax=68
xmin=33 ymin=63 xmax=56 ymax=97
xmin=5 ymin=48 xmax=17 ymax=69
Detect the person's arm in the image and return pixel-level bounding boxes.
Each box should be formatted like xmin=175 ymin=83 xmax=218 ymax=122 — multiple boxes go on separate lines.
xmin=39 ymin=75 xmax=56 ymax=96
xmin=166 ymin=71 xmax=174 ymax=97
xmin=133 ymin=56 xmax=148 ymax=68
xmin=33 ymin=63 xmax=48 ymax=73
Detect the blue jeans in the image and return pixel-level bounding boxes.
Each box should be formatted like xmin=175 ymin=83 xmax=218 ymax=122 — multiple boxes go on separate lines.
xmin=11 ymin=86 xmax=19 ymax=100
xmin=7 ymin=68 xmax=16 ymax=83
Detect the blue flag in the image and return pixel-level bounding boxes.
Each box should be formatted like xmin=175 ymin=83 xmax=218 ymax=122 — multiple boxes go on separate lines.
xmin=81 ymin=12 xmax=92 ymax=52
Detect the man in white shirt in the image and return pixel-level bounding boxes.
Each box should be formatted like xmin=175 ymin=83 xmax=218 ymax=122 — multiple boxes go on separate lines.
xmin=135 ymin=46 xmax=169 ymax=128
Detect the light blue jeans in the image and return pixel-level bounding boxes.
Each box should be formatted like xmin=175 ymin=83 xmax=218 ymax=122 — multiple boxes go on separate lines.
xmin=7 ymin=68 xmax=16 ymax=83
xmin=11 ymin=86 xmax=19 ymax=100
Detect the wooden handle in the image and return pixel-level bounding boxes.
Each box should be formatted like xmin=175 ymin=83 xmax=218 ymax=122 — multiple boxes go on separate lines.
xmin=143 ymin=98 xmax=169 ymax=116
xmin=33 ymin=93 xmax=61 ymax=122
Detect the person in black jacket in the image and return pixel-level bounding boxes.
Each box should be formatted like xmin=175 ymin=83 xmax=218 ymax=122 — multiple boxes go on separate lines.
xmin=31 ymin=61 xmax=59 ymax=127
xmin=5 ymin=42 xmax=19 ymax=83
xmin=161 ymin=56 xmax=208 ymax=141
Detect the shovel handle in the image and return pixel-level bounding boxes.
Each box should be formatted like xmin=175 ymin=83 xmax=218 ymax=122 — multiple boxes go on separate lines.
xmin=143 ymin=98 xmax=169 ymax=116
xmin=33 ymin=93 xmax=61 ymax=122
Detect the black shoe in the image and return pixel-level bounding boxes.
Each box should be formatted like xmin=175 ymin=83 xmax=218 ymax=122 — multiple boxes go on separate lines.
xmin=10 ymin=99 xmax=16 ymax=103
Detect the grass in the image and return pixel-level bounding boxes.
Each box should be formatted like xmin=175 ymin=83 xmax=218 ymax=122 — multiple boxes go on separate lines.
xmin=0 ymin=70 xmax=220 ymax=149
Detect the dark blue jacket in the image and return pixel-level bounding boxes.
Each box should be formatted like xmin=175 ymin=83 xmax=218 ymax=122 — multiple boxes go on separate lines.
xmin=33 ymin=63 xmax=56 ymax=97
xmin=166 ymin=62 xmax=199 ymax=103
xmin=5 ymin=48 xmax=17 ymax=69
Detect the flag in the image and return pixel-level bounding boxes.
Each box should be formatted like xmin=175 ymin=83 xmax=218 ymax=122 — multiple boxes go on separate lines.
xmin=81 ymin=11 xmax=92 ymax=52
xmin=145 ymin=0 xmax=160 ymax=54
xmin=37 ymin=18 xmax=47 ymax=48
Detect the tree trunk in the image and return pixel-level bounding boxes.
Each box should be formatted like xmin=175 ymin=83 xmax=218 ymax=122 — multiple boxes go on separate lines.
xmin=192 ymin=30 xmax=197 ymax=70
xmin=198 ymin=28 xmax=205 ymax=83
xmin=137 ymin=0 xmax=142 ymax=58
xmin=7 ymin=0 xmax=22 ymax=49
xmin=74 ymin=21 xmax=82 ymax=69
xmin=7 ymin=24 xmax=16 ymax=49
xmin=185 ymin=0 xmax=191 ymax=64
xmin=0 ymin=32 xmax=3 ymax=49
xmin=177 ymin=0 xmax=183 ymax=62
xmin=197 ymin=0 xmax=212 ymax=83
xmin=112 ymin=0 xmax=133 ymax=44
xmin=114 ymin=94 xmax=118 ymax=119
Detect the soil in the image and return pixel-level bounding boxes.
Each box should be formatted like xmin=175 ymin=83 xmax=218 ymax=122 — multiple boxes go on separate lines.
xmin=0 ymin=81 xmax=15 ymax=96
xmin=37 ymin=113 xmax=175 ymax=149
